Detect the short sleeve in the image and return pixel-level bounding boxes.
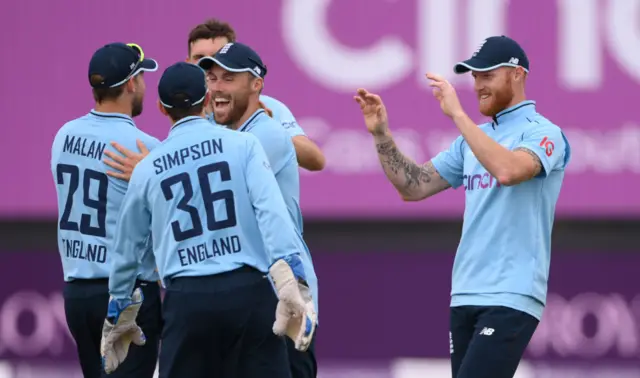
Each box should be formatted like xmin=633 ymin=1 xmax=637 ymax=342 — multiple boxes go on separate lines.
xmin=247 ymin=119 xmax=291 ymax=175
xmin=514 ymin=123 xmax=570 ymax=177
xmin=260 ymin=95 xmax=306 ymax=137
xmin=431 ymin=136 xmax=465 ymax=189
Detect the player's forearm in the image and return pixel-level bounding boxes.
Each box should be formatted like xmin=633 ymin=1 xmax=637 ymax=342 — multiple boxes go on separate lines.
xmin=292 ymin=136 xmax=326 ymax=171
xmin=452 ymin=112 xmax=520 ymax=184
xmin=108 ymin=256 xmax=138 ymax=301
xmin=373 ymin=133 xmax=434 ymax=201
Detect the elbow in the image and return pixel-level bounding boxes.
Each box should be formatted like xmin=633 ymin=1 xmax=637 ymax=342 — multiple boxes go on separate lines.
xmin=399 ymin=191 xmax=427 ymax=202
xmin=496 ymin=170 xmax=524 ymax=187
xmin=301 ymin=154 xmax=326 ymax=171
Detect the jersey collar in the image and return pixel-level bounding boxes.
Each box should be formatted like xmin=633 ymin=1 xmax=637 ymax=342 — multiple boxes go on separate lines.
xmin=168 ymin=116 xmax=208 ymax=135
xmin=238 ymin=109 xmax=267 ymax=132
xmin=89 ymin=110 xmax=136 ymax=127
xmin=492 ymin=100 xmax=536 ymax=126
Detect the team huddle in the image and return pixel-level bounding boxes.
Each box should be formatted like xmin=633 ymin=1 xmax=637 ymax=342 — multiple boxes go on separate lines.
xmin=51 ymin=18 xmax=570 ymax=378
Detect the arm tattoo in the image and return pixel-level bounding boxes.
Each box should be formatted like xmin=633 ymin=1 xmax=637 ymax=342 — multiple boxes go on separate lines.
xmin=376 ymin=140 xmax=435 ymax=192
xmin=513 ymin=147 xmax=542 ymax=176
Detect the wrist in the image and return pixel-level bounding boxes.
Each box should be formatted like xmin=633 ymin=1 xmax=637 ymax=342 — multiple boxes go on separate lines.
xmin=451 ymin=110 xmax=468 ymax=123
xmin=372 ymin=130 xmax=392 ymax=141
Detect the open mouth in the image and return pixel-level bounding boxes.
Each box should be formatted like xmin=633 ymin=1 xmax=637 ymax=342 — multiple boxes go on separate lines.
xmin=214 ymin=97 xmax=231 ymax=111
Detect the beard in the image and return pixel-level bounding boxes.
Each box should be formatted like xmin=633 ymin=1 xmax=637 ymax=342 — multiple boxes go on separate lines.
xmin=213 ymin=92 xmax=250 ymax=128
xmin=131 ymin=95 xmax=144 ymax=118
xmin=478 ymin=78 xmax=514 ymax=117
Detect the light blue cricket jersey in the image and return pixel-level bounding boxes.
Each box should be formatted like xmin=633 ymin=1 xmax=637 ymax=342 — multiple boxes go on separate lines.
xmin=236 ymin=108 xmax=319 ymax=316
xmin=431 ymin=101 xmax=571 ymax=320
xmin=50 ymin=110 xmax=160 ymax=282
xmin=108 ymin=116 xmax=306 ymax=300
xmin=259 ymin=94 xmax=307 ymax=137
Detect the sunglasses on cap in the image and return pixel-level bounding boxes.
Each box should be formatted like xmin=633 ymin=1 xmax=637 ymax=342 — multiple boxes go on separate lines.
xmin=109 ymin=42 xmax=146 ymax=88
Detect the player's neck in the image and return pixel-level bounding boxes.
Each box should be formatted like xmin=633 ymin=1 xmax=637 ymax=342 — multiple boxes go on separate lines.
xmin=94 ymin=101 xmax=133 ymax=117
xmin=505 ymin=92 xmax=527 ymax=110
xmin=229 ymin=102 xmax=261 ymax=130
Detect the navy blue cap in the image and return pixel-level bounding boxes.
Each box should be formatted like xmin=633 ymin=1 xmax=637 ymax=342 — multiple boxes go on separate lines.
xmin=158 ymin=62 xmax=208 ymax=109
xmin=197 ymin=42 xmax=267 ymax=79
xmin=88 ymin=43 xmax=158 ymax=88
xmin=453 ymin=36 xmax=529 ymax=74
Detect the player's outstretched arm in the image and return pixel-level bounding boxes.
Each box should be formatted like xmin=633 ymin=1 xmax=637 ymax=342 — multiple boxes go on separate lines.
xmin=354 ymin=88 xmax=451 ymax=201
xmin=292 ymin=136 xmax=326 ymax=171
xmin=108 ymin=173 xmax=151 ymax=300
xmin=374 ymin=135 xmax=451 ymax=200
xmin=101 ymin=170 xmax=151 ymax=374
xmin=260 ymin=98 xmax=326 ymax=171
xmin=243 ymin=134 xmax=317 ymax=351
xmin=243 ymin=134 xmax=302 ymax=261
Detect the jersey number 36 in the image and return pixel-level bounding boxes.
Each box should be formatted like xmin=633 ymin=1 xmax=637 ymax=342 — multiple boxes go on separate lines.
xmin=160 ymin=161 xmax=237 ymax=242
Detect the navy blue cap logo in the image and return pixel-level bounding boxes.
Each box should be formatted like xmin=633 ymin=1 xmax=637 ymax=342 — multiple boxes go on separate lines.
xmin=453 ymin=36 xmax=529 ymax=75
xmin=196 ymin=42 xmax=267 ymax=80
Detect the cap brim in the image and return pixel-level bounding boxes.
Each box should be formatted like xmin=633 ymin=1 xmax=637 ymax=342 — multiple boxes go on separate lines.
xmin=453 ymin=58 xmax=529 ymax=74
xmin=140 ymin=58 xmax=158 ymax=72
xmin=197 ymin=56 xmax=260 ymax=78
xmin=453 ymin=58 xmax=495 ymax=74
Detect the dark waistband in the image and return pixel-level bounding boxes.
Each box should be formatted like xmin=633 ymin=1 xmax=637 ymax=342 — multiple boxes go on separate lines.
xmin=64 ymin=279 xmax=158 ymax=298
xmin=66 ymin=278 xmax=156 ymax=286
xmin=164 ymin=266 xmax=267 ymax=293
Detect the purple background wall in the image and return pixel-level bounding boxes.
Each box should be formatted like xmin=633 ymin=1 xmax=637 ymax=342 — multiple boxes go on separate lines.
xmin=2 ymin=0 xmax=639 ymax=377
xmin=1 ymin=252 xmax=638 ymax=377
xmin=1 ymin=0 xmax=639 ymax=218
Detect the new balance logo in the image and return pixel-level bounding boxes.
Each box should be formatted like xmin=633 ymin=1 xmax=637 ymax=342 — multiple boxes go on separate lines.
xmin=449 ymin=332 xmax=454 ymax=354
xmin=219 ymin=43 xmax=233 ymax=54
xmin=508 ymin=57 xmax=520 ymax=65
xmin=472 ymin=39 xmax=487 ymax=57
xmin=479 ymin=327 xmax=495 ymax=336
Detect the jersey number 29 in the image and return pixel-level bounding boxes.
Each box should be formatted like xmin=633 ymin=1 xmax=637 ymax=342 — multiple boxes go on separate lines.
xmin=160 ymin=161 xmax=237 ymax=242
xmin=56 ymin=164 xmax=108 ymax=237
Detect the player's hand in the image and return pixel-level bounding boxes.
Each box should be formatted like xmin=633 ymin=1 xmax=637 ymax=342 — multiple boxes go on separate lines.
xmin=269 ymin=255 xmax=317 ymax=351
xmin=354 ymin=88 xmax=389 ymax=137
xmin=426 ymin=73 xmax=466 ymax=119
xmin=103 ymin=140 xmax=149 ymax=182
xmin=259 ymin=101 xmax=274 ymax=118
xmin=100 ymin=288 xmax=146 ymax=374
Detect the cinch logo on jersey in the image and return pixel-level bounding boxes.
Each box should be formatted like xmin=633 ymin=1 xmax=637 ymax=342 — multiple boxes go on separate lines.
xmin=462 ymin=171 xmax=501 ymax=191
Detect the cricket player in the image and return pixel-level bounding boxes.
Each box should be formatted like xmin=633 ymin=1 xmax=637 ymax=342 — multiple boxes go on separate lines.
xmin=355 ymin=36 xmax=571 ymax=378
xmin=103 ymin=31 xmax=323 ymax=378
xmin=99 ymin=61 xmax=316 ymax=378
xmin=198 ymin=42 xmax=320 ymax=378
xmin=103 ymin=19 xmax=325 ymax=176
xmin=50 ymin=42 xmax=161 ymax=378
xmin=186 ymin=18 xmax=325 ymax=172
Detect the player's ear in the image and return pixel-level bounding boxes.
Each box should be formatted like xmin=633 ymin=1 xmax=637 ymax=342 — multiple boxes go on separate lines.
xmin=252 ymin=78 xmax=263 ymax=93
xmin=126 ymin=77 xmax=136 ymax=93
xmin=514 ymin=67 xmax=525 ymax=83
xmin=203 ymin=91 xmax=212 ymax=109
xmin=157 ymin=100 xmax=169 ymax=117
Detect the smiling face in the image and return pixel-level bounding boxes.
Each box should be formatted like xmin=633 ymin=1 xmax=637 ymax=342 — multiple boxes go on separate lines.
xmin=206 ymin=65 xmax=262 ymax=127
xmin=471 ymin=66 xmax=522 ymax=117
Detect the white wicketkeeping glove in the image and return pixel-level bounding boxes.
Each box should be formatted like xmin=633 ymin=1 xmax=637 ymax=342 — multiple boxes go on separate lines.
xmin=100 ymin=288 xmax=146 ymax=374
xmin=269 ymin=255 xmax=317 ymax=351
